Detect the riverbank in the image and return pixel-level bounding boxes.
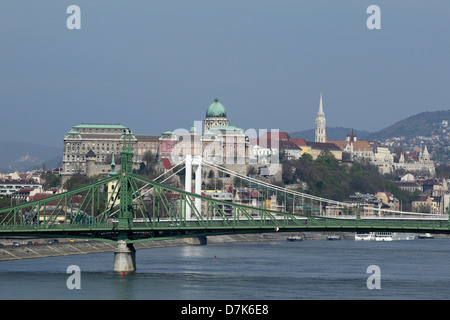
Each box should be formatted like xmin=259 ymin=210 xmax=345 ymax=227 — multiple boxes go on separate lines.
xmin=4 ymin=231 xmax=436 ymax=261
xmin=0 ymin=233 xmax=288 ymax=261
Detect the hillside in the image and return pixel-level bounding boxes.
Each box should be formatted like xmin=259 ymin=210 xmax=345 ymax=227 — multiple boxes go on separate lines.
xmin=290 ymin=110 xmax=449 ymax=142
xmin=0 ymin=141 xmax=61 ymax=173
xmin=366 ymin=110 xmax=450 ymax=141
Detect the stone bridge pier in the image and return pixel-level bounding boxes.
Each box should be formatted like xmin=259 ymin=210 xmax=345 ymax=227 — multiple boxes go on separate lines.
xmin=113 ymin=240 xmax=136 ymax=273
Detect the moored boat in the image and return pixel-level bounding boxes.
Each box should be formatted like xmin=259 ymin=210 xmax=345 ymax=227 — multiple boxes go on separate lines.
xmin=355 ymin=232 xmax=415 ymax=241
xmin=418 ymin=233 xmax=434 ymax=239
xmin=327 ymin=235 xmax=341 ymax=240
xmin=391 ymin=233 xmax=415 ymax=241
xmin=375 ymin=232 xmax=393 ymax=241
xmin=355 ymin=232 xmax=375 ymax=241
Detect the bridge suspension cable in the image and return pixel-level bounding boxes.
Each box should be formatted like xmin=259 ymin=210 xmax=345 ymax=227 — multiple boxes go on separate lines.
xmin=200 ymin=159 xmax=444 ymax=219
xmin=201 ymin=159 xmax=352 ymax=209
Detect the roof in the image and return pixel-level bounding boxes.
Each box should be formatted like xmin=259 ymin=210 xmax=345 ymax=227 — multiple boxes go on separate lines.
xmin=86 ymin=149 xmax=96 ymax=157
xmin=206 ymin=98 xmax=227 ymax=118
xmin=291 ymin=138 xmax=307 ymax=146
xmin=30 ymin=194 xmax=51 ymax=201
xmin=305 ymin=141 xmax=341 ymax=150
xmin=73 ymin=123 xmax=127 ymax=129
xmin=207 ymin=125 xmax=244 ymax=133
xmin=420 ymin=179 xmax=440 ymax=186
xmin=0 ymin=180 xmax=41 ymax=185
xmin=393 ymin=181 xmax=420 ymax=187
xmin=65 ymin=129 xmax=81 ymax=139
xmin=413 ymin=195 xmax=430 ymax=202
xmin=259 ymin=132 xmax=291 ymax=142
xmin=65 ymin=123 xmax=136 ymax=141
xmin=161 ymin=158 xmax=172 ymax=169
xmin=278 ymin=140 xmax=301 ymax=150
xmin=68 ymin=133 xmax=126 ymax=140
xmin=330 ymin=140 xmax=372 ymax=151
xmin=351 ymin=141 xmax=372 ymax=151
xmin=135 ymin=135 xmax=160 ymax=142
xmin=256 ymin=132 xmax=295 ymax=149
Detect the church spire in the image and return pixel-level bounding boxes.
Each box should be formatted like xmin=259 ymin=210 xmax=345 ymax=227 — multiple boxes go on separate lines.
xmin=421 ymin=145 xmax=430 ymax=163
xmin=318 ymin=93 xmax=324 ymax=114
xmin=423 ymin=144 xmax=429 ymax=156
xmin=315 ymin=93 xmax=326 ymax=143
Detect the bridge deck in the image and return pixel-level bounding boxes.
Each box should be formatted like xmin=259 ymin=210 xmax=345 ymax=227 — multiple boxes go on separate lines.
xmin=1 ymin=216 xmax=449 ymax=243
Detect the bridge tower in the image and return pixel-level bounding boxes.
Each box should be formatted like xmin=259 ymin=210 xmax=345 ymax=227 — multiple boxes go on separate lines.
xmin=185 ymin=154 xmax=202 ymax=219
xmin=113 ymin=129 xmax=137 ymax=273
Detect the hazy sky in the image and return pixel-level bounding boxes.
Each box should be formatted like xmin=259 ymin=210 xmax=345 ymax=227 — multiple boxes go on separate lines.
xmin=1 ymin=1 xmax=449 ymax=147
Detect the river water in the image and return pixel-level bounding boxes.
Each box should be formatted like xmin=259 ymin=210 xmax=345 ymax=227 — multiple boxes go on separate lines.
xmin=1 ymin=238 xmax=450 ymax=300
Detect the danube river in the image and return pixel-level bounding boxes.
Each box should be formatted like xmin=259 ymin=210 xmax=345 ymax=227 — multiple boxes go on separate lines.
xmin=1 ymin=238 xmax=450 ymax=300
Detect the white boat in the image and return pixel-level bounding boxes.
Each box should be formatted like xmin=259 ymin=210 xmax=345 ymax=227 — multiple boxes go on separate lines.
xmin=375 ymin=232 xmax=393 ymax=241
xmin=391 ymin=233 xmax=415 ymax=241
xmin=355 ymin=232 xmax=375 ymax=241
xmin=355 ymin=232 xmax=415 ymax=241
xmin=418 ymin=233 xmax=434 ymax=239
xmin=327 ymin=235 xmax=341 ymax=240
xmin=287 ymin=236 xmax=302 ymax=242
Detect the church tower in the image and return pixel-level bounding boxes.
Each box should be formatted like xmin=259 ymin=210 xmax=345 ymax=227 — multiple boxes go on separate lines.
xmin=315 ymin=93 xmax=326 ymax=143
xmin=420 ymin=145 xmax=431 ymax=163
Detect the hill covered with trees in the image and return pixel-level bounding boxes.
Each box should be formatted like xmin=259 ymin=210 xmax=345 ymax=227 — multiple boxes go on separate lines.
xmin=281 ymin=153 xmax=419 ymax=210
xmin=366 ymin=110 xmax=450 ymax=141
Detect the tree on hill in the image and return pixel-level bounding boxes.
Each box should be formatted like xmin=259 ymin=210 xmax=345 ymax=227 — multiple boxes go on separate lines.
xmin=436 ymin=163 xmax=450 ymax=179
xmin=63 ymin=174 xmax=101 ymax=191
xmin=135 ymin=151 xmax=157 ymax=175
xmin=281 ymin=153 xmax=417 ymax=210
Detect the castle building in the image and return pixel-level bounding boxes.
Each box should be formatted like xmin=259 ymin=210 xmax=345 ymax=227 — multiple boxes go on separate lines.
xmin=329 ymin=129 xmax=373 ymax=161
xmin=134 ymin=135 xmax=160 ymax=162
xmin=61 ymin=123 xmax=137 ymax=184
xmin=160 ymin=98 xmax=249 ymax=165
xmin=393 ymin=145 xmax=436 ymax=176
xmin=203 ymin=98 xmax=229 ymax=132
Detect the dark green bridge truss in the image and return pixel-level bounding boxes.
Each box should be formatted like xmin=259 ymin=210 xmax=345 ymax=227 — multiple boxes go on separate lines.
xmin=1 ymin=172 xmax=449 ymax=243
xmin=1 ymin=130 xmax=449 ymax=243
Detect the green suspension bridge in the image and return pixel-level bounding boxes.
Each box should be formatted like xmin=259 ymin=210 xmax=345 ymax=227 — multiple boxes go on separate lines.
xmin=1 ymin=130 xmax=449 ymax=271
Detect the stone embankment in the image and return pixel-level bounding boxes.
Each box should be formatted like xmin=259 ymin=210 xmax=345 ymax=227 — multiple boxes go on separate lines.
xmin=0 ymin=232 xmax=354 ymax=261
xmin=0 ymin=233 xmax=278 ymax=261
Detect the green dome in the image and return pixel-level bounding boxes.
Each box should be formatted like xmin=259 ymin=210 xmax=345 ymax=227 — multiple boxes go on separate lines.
xmin=206 ymin=98 xmax=227 ymax=118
